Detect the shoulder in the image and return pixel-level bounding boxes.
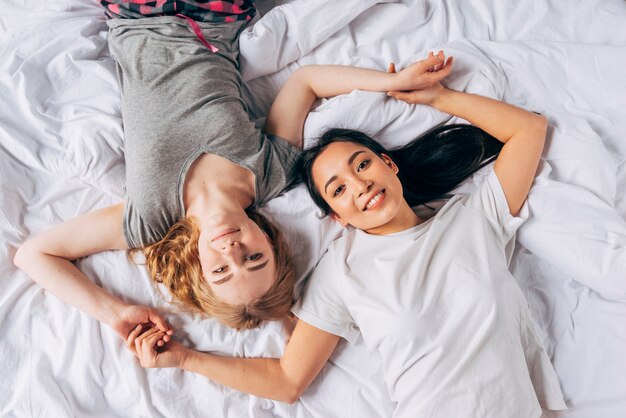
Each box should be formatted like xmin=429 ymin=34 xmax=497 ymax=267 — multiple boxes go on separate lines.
xmin=456 ymin=169 xmax=529 ymax=241
xmin=123 ymin=196 xmax=177 ymax=248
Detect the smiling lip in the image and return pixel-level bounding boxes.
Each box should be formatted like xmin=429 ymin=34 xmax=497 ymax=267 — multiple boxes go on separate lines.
xmin=211 ymin=228 xmax=240 ymax=242
xmin=363 ymin=189 xmax=386 ymax=211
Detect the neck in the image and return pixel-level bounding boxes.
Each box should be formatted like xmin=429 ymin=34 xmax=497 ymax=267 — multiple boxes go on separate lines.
xmin=365 ymin=203 xmax=421 ymax=235
xmin=185 ymin=182 xmax=252 ymax=228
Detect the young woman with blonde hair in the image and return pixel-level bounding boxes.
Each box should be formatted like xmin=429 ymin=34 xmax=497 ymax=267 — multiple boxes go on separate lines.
xmin=14 ymin=0 xmax=451 ymax=350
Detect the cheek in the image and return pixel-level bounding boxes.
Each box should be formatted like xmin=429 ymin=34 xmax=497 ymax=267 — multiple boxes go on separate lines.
xmin=329 ymin=197 xmax=354 ymax=217
xmin=197 ymin=248 xmax=210 ymax=276
xmin=206 ymin=281 xmax=220 ymax=297
xmin=197 ymin=243 xmax=217 ymax=275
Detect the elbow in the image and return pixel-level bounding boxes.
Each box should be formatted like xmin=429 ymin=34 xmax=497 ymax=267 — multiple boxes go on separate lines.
xmin=14 ymin=238 xmax=46 ymax=272
xmin=277 ymin=371 xmax=308 ymax=404
xmin=13 ymin=241 xmax=31 ymax=270
xmin=271 ymin=358 xmax=312 ymax=404
xmin=282 ymin=385 xmax=304 ymax=404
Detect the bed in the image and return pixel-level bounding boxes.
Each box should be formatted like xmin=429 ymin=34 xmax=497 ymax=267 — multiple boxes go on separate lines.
xmin=2 ymin=0 xmax=625 ymax=416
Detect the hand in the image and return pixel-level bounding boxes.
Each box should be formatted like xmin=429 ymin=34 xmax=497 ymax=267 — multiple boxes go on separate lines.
xmin=389 ymin=50 xmax=453 ymax=91
xmin=129 ymin=326 xmax=187 ymax=369
xmin=110 ymin=304 xmax=173 ymax=354
xmin=388 ymin=51 xmax=453 ymax=105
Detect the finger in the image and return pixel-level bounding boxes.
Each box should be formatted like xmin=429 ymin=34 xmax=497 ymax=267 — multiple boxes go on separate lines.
xmin=149 ymin=310 xmax=171 ymax=333
xmin=146 ymin=331 xmax=165 ymax=348
xmin=426 ymin=51 xmax=435 ymax=71
xmin=436 ymin=51 xmax=445 ymax=71
xmin=139 ymin=334 xmax=157 ymax=364
xmin=387 ymin=62 xmax=396 ymax=73
xmin=144 ymin=332 xmax=165 ymax=357
xmin=439 ymin=55 xmax=453 ymax=74
xmin=426 ymin=57 xmax=453 ymax=81
xmin=126 ymin=324 xmax=143 ymax=353
xmin=421 ymin=53 xmax=442 ymax=72
xmin=135 ymin=328 xmax=157 ymax=354
xmin=432 ymin=51 xmax=444 ymax=71
xmin=137 ymin=326 xmax=160 ymax=344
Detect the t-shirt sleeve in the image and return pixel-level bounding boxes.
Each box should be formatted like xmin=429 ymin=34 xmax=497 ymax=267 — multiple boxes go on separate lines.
xmin=252 ymin=131 xmax=302 ymax=206
xmin=463 ymin=170 xmax=530 ymax=243
xmin=123 ymin=196 xmax=170 ymax=249
xmin=291 ymin=251 xmax=360 ymax=344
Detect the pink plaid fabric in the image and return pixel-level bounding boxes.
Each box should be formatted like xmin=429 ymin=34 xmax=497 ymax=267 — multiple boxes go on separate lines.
xmin=101 ymin=0 xmax=255 ymax=22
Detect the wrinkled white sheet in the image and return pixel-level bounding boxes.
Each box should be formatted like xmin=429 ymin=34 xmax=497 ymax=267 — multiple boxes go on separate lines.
xmin=1 ymin=0 xmax=625 ymax=417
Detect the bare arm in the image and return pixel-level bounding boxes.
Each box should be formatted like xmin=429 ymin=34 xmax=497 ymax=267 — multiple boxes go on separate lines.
xmin=13 ymin=203 xmax=172 ymax=341
xmin=430 ymin=89 xmax=547 ymax=216
xmin=389 ymin=52 xmax=547 ymax=216
xmin=265 ymin=54 xmax=453 ymax=148
xmin=133 ymin=320 xmax=341 ymax=403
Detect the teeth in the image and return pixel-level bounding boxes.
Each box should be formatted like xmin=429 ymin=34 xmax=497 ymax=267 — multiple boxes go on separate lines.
xmin=365 ymin=191 xmax=383 ymax=210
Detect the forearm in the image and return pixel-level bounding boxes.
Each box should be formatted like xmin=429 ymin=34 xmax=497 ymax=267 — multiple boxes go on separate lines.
xmin=298 ymin=65 xmax=398 ymax=98
xmin=181 ymin=350 xmax=299 ymax=403
xmin=431 ymin=89 xmax=546 ymax=144
xmin=266 ymin=54 xmax=453 ymax=146
xmin=15 ymin=248 xmax=126 ymax=326
xmin=265 ymin=65 xmax=396 ymax=145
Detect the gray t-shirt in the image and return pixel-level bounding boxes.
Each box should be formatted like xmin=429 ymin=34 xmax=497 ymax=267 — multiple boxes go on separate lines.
xmin=107 ymin=17 xmax=301 ymax=248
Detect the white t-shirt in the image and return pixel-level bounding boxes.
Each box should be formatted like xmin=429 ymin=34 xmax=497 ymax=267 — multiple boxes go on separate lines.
xmin=292 ymin=171 xmax=566 ymax=418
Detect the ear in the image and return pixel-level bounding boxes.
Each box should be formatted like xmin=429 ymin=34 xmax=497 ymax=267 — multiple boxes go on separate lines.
xmin=380 ymin=153 xmax=399 ymax=173
xmin=330 ymin=212 xmax=349 ymax=228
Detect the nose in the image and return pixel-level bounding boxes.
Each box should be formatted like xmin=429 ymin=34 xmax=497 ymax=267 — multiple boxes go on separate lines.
xmin=354 ymin=177 xmax=372 ymax=197
xmin=219 ymin=240 xmax=241 ymax=255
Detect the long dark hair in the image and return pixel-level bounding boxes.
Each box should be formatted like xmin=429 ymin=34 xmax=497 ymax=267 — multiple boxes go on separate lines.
xmin=300 ymin=124 xmax=503 ymax=215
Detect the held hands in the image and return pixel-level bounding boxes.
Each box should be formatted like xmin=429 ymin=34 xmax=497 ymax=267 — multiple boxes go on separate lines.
xmin=388 ymin=50 xmax=453 ymax=105
xmin=110 ymin=304 xmax=173 ymax=352
xmin=127 ymin=325 xmax=187 ymax=369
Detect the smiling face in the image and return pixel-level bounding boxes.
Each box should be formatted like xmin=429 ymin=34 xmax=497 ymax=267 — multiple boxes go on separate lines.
xmin=197 ymin=212 xmax=277 ymax=305
xmin=311 ymin=141 xmax=418 ymax=235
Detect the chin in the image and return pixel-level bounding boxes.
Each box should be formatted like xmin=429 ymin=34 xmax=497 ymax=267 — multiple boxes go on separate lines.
xmin=361 ymin=208 xmax=399 ymax=231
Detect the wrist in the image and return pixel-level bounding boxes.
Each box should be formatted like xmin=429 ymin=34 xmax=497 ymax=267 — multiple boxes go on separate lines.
xmin=179 ymin=347 xmax=194 ymax=371
xmin=103 ymin=297 xmax=130 ymax=328
xmin=387 ymin=72 xmax=405 ymax=92
xmin=430 ymin=87 xmax=455 ymax=109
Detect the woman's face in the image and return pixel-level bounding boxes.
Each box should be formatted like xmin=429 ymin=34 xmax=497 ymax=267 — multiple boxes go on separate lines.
xmin=311 ymin=141 xmax=413 ymax=234
xmin=197 ymin=213 xmax=276 ymax=305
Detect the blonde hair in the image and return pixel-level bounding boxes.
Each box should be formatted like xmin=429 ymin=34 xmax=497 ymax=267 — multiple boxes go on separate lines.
xmin=132 ymin=210 xmax=296 ymax=330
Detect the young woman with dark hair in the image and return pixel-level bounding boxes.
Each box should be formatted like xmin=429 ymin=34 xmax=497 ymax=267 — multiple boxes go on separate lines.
xmin=129 ymin=52 xmax=566 ymax=416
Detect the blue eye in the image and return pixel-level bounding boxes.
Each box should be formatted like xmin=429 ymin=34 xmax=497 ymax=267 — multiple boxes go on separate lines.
xmin=244 ymin=253 xmax=262 ymax=262
xmin=333 ymin=185 xmax=345 ymax=197
xmin=213 ymin=266 xmax=228 ymax=274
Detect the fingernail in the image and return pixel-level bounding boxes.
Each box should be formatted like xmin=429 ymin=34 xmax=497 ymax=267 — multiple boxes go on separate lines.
xmin=136 ymin=325 xmax=142 ymax=330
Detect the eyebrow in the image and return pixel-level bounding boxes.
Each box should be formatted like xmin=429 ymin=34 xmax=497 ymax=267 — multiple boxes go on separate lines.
xmin=323 ymin=150 xmax=366 ymax=194
xmin=211 ymin=259 xmax=270 ymax=285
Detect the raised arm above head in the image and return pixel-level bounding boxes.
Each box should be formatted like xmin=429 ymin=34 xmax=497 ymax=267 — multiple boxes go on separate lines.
xmin=265 ymin=54 xmax=453 ymax=149
xmin=13 ymin=203 xmax=172 ymax=345
xmin=389 ymin=51 xmax=547 ymax=216
xmin=133 ymin=319 xmax=340 ymax=403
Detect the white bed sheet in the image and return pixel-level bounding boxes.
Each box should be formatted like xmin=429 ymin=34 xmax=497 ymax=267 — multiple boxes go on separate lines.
xmin=1 ymin=0 xmax=625 ymax=417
